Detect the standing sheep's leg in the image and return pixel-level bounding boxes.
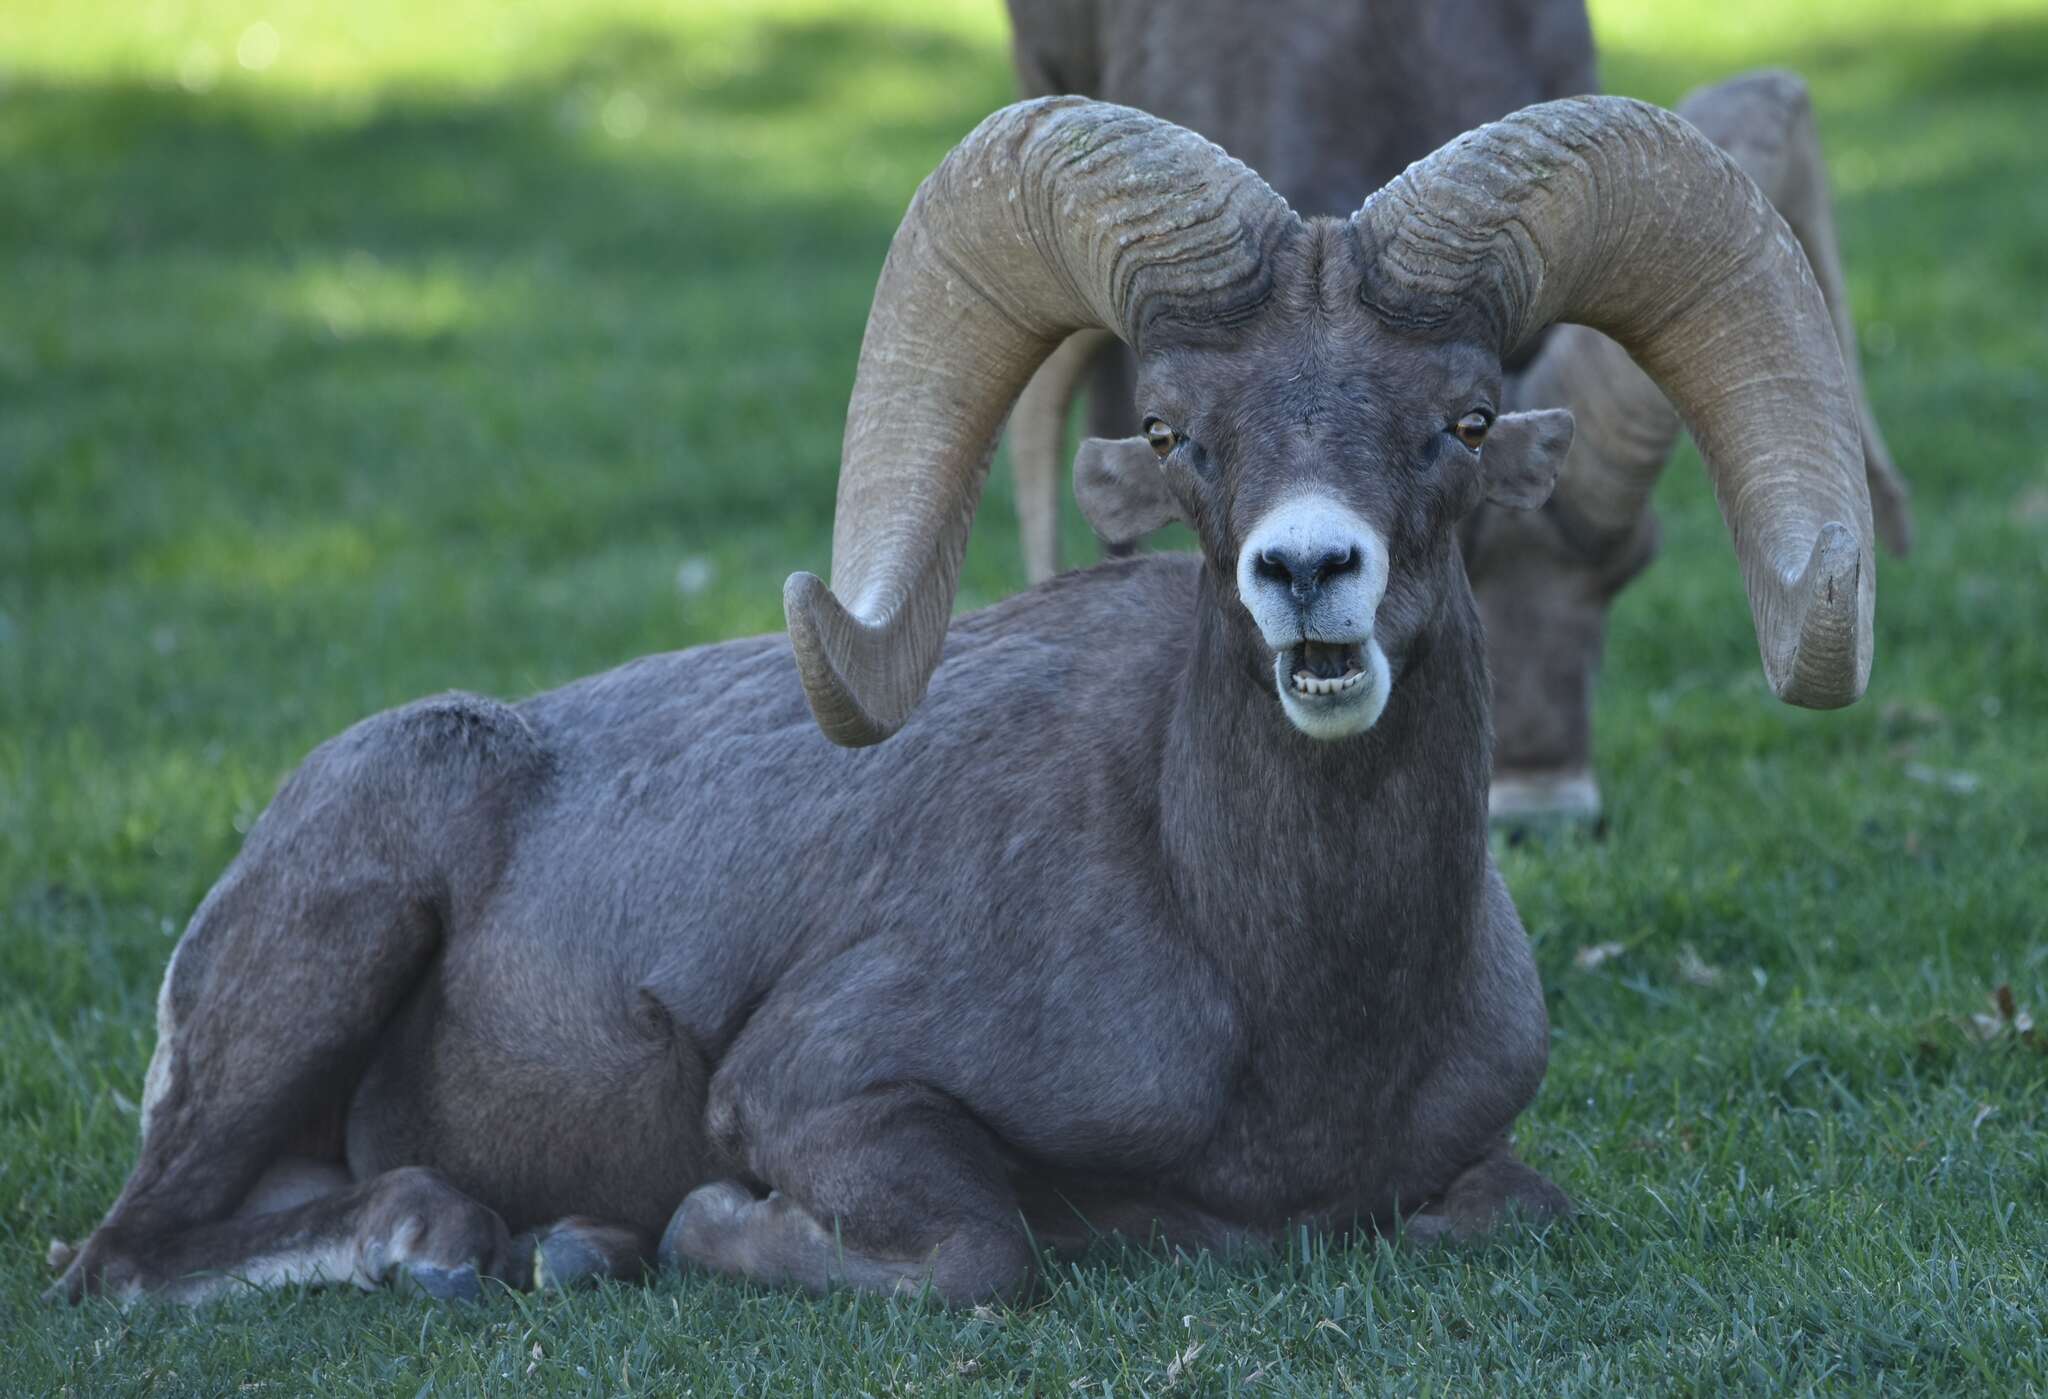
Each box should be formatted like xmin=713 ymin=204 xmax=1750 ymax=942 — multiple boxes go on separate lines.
xmin=1008 ymin=329 xmax=1115 ymax=584
xmin=49 ymin=697 xmax=549 ymax=1303
xmin=1473 ymin=323 xmax=1670 ymax=829
xmin=659 ymin=1085 xmax=1033 ymax=1305
xmin=1083 ymin=340 xmax=1142 ymax=560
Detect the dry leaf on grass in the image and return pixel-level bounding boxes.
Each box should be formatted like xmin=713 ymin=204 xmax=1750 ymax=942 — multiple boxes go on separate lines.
xmin=1966 ymin=984 xmax=2036 ymax=1042
xmin=1164 ymin=1342 xmax=1205 ymax=1385
xmin=1574 ymin=941 xmax=1626 ymax=971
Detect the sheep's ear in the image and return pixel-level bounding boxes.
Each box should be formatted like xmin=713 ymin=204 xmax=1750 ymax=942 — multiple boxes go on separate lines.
xmin=1075 ymin=436 xmax=1182 ymax=547
xmin=1481 ymin=408 xmax=1575 ymax=510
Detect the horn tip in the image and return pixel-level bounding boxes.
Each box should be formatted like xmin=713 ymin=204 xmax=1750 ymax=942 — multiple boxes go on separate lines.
xmin=1768 ymin=520 xmax=1871 ymax=711
xmin=783 ymin=571 xmax=901 ymax=748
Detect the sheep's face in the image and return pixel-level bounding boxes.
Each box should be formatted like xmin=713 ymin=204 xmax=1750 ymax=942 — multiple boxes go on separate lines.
xmin=1079 ymin=228 xmax=1573 ymax=741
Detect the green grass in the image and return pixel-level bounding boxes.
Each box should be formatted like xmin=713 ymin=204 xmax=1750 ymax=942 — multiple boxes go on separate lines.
xmin=3 ymin=0 xmax=2045 ymax=1391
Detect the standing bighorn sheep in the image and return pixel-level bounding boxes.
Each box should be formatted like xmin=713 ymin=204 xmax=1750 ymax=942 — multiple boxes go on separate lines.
xmin=1003 ymin=0 xmax=1910 ymax=822
xmin=53 ymin=93 xmax=1874 ymax=1307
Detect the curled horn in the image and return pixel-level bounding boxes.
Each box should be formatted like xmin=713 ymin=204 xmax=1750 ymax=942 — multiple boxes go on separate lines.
xmin=786 ymin=97 xmax=1294 ymax=745
xmin=1355 ymin=96 xmax=1875 ymax=708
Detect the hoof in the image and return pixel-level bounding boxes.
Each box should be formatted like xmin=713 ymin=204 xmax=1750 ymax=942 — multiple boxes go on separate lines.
xmin=658 ymin=1181 xmax=753 ymax=1272
xmin=404 ymin=1262 xmax=482 ymax=1302
xmin=530 ymin=1229 xmax=616 ymax=1290
xmin=42 ymin=1230 xmax=152 ymax=1306
xmin=1489 ymin=769 xmax=1603 ymax=838
xmin=1397 ymin=1212 xmax=1457 ymax=1248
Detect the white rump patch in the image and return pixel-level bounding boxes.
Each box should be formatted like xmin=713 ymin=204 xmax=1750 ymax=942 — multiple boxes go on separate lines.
xmin=137 ymin=941 xmax=183 ymax=1142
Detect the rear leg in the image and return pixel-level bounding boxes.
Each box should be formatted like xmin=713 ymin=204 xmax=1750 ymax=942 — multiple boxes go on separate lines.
xmin=52 ymin=695 xmax=549 ymax=1303
xmin=236 ymin=1155 xmax=353 ymax=1217
xmin=52 ymin=1166 xmax=520 ymax=1305
xmin=52 ymin=1166 xmax=651 ymax=1303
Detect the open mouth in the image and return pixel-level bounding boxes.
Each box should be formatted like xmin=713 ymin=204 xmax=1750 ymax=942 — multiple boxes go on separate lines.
xmin=1272 ymin=636 xmax=1391 ymax=740
xmin=1285 ymin=640 xmax=1370 ymax=699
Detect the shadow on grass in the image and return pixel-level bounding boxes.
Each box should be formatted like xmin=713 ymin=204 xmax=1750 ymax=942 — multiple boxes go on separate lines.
xmin=6 ymin=8 xmax=2041 ymax=588
xmin=0 ymin=16 xmax=1017 ymax=596
xmin=1 ymin=11 xmax=2046 ymax=1391
xmin=0 ymin=15 xmax=1004 ymax=258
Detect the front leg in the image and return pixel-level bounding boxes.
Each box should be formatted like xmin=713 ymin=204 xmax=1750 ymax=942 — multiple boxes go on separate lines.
xmin=1392 ymin=868 xmax=1565 ymax=1247
xmin=1404 ymin=1140 xmax=1571 ymax=1246
xmin=659 ymin=1084 xmax=1034 ymax=1306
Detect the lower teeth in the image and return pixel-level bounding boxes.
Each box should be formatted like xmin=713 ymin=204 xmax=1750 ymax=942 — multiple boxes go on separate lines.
xmin=1293 ymin=669 xmax=1364 ymax=696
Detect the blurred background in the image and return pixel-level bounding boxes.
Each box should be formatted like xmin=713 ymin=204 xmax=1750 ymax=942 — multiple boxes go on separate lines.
xmin=4 ymin=0 xmax=2041 ymax=738
xmin=1 ymin=0 xmax=2045 ymax=1383
xmin=5 ymin=0 xmax=2041 ymax=922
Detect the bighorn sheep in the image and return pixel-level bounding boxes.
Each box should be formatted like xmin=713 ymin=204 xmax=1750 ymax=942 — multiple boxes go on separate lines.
xmin=1003 ymin=0 xmax=1910 ymax=823
xmin=53 ymin=94 xmax=1874 ymax=1308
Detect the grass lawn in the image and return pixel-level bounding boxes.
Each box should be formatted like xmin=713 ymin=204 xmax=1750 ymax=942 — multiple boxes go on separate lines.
xmin=3 ymin=0 xmax=2046 ymax=1391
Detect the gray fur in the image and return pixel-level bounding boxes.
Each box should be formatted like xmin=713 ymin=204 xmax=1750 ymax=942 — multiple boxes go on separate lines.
xmin=1007 ymin=0 xmax=1595 ymax=212
xmin=1004 ymin=2 xmax=1902 ymax=823
xmin=1004 ymin=0 xmax=1594 ymax=460
xmin=55 ymin=222 xmax=1573 ymax=1308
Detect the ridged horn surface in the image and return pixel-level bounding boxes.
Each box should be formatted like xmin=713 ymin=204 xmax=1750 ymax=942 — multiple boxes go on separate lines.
xmin=788 ymin=97 xmax=1294 ymax=744
xmin=1356 ymin=96 xmax=1875 ymax=708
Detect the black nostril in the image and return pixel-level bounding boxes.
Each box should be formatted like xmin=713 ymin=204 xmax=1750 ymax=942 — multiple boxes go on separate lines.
xmin=1315 ymin=547 xmax=1357 ymax=584
xmin=1255 ymin=544 xmax=1359 ymax=603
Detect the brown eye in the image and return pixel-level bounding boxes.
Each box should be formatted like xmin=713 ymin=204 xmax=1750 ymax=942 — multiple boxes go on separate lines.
xmin=1453 ymin=410 xmax=1492 ymax=451
xmin=1143 ymin=417 xmax=1178 ymax=458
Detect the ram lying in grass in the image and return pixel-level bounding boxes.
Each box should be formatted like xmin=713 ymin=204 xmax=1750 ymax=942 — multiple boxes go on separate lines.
xmin=52 ymin=93 xmax=1877 ymax=1308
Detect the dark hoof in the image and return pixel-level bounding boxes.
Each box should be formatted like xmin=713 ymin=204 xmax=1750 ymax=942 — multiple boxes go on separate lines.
xmin=1397 ymin=1213 xmax=1458 ymax=1248
xmin=42 ymin=1230 xmax=151 ymax=1305
xmin=405 ymin=1262 xmax=481 ymax=1302
xmin=528 ymin=1237 xmax=606 ymax=1294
